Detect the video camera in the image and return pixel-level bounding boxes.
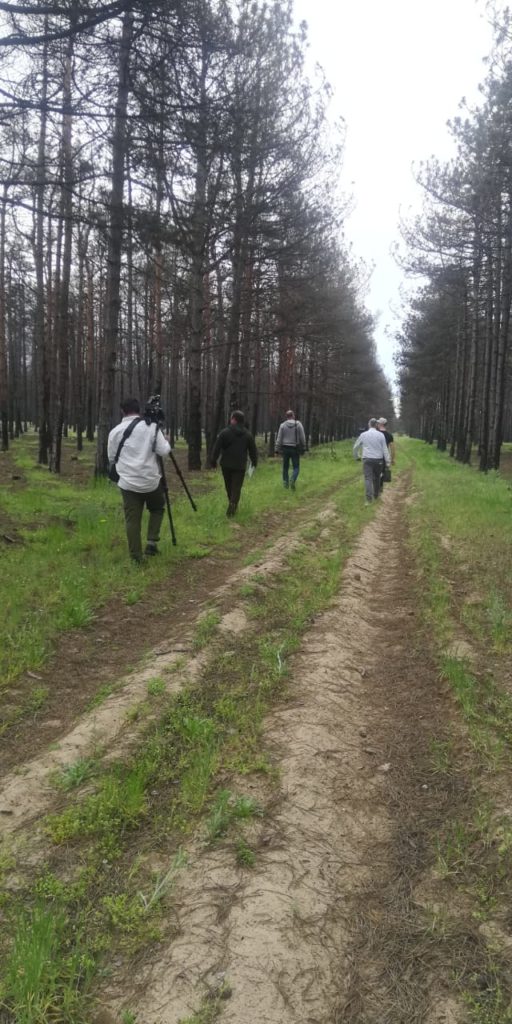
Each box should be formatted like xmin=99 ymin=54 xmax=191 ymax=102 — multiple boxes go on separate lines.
xmin=144 ymin=394 xmax=165 ymax=426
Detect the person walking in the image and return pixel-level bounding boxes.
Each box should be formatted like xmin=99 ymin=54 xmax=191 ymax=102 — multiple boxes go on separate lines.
xmin=275 ymin=410 xmax=307 ymax=490
xmin=377 ymin=416 xmax=395 ymax=492
xmin=211 ymin=410 xmax=258 ymax=516
xmin=353 ymin=418 xmax=391 ymax=504
xmin=107 ymin=397 xmax=171 ymax=563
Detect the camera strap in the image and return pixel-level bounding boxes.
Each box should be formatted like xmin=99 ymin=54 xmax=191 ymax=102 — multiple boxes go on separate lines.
xmin=114 ymin=417 xmax=143 ymax=464
xmin=151 ymin=422 xmax=160 ymax=453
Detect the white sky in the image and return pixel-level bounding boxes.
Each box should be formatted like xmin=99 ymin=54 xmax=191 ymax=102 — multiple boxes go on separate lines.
xmin=293 ymin=0 xmax=494 ymax=390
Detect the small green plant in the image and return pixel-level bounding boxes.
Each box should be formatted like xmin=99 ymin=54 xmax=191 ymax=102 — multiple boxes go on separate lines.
xmin=235 ymin=839 xmax=256 ymax=867
xmin=192 ymin=609 xmax=221 ymax=652
xmin=206 ymin=790 xmax=261 ymax=842
xmin=125 ymin=701 xmax=150 ymax=723
xmin=56 ymin=598 xmax=95 ymax=629
xmin=120 ymin=1011 xmax=139 ymax=1024
xmin=138 ymin=849 xmax=187 ymax=912
xmin=56 ymin=757 xmax=97 ymax=791
xmin=147 ymin=676 xmax=166 ymax=697
xmin=429 ymin=738 xmax=453 ymax=775
xmin=178 ymin=981 xmax=232 ymax=1024
xmin=26 ymin=686 xmax=49 ymax=712
xmin=86 ymin=683 xmax=115 ymax=710
xmin=486 ymin=590 xmax=512 ymax=651
xmin=206 ymin=789 xmax=232 ymax=840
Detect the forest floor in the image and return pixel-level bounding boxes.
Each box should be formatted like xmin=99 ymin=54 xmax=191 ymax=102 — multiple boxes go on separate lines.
xmin=1 ymin=438 xmax=512 ymax=1024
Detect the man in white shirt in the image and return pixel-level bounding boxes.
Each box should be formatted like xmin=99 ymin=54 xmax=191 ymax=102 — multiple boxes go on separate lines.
xmin=353 ymin=418 xmax=391 ymax=504
xmin=107 ymin=397 xmax=171 ymax=562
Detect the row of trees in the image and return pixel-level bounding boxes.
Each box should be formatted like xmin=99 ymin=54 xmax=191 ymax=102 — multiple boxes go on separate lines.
xmin=0 ymin=0 xmax=393 ymax=473
xmin=397 ymin=9 xmax=512 ymax=470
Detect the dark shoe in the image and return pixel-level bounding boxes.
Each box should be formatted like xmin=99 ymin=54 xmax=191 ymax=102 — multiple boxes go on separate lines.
xmin=145 ymin=542 xmax=159 ymax=556
xmin=227 ymin=502 xmax=236 ymax=517
xmin=290 ymin=479 xmax=296 ymax=490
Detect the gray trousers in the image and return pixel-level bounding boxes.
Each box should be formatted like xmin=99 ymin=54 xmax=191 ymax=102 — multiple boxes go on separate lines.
xmin=363 ymin=459 xmax=383 ymax=501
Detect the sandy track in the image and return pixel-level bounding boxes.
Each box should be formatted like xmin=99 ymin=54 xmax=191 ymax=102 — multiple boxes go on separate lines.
xmin=102 ymin=482 xmax=414 ymax=1024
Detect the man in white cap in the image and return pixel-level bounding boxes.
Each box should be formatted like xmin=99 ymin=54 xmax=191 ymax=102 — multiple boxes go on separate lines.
xmin=353 ymin=418 xmax=391 ymax=504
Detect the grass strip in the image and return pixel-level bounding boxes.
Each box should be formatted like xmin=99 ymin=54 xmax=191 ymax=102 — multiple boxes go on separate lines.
xmin=405 ymin=438 xmax=512 ymax=1022
xmin=0 ymin=436 xmax=360 ymax=688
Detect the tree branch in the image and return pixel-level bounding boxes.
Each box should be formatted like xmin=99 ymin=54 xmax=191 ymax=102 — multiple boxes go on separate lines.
xmin=0 ymin=0 xmax=131 ymax=45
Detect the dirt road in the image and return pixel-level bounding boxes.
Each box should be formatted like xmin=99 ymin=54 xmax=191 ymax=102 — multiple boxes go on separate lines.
xmin=1 ymin=475 xmax=487 ymax=1023
xmin=89 ymin=478 xmax=473 ymax=1024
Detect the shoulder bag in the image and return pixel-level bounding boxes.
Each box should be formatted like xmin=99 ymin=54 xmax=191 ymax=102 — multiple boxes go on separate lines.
xmin=108 ymin=417 xmax=143 ymax=482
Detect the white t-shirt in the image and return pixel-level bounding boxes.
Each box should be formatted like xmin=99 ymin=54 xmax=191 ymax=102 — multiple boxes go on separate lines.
xmin=107 ymin=416 xmax=171 ymax=493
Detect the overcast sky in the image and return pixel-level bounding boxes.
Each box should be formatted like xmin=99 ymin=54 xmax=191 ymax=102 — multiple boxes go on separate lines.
xmin=293 ymin=0 xmax=495 ymax=390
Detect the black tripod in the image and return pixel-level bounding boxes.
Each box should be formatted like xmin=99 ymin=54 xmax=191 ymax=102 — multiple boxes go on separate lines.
xmin=153 ymin=428 xmax=197 ymax=546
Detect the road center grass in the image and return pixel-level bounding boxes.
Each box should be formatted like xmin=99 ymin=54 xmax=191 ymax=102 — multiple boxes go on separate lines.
xmin=0 ymin=435 xmax=359 ymax=688
xmin=404 ymin=438 xmax=512 ymax=1022
xmin=0 ymin=472 xmax=369 ymax=1024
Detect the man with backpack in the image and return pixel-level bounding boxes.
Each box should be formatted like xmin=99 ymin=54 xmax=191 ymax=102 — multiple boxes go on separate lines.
xmin=275 ymin=410 xmax=307 ymax=490
xmin=107 ymin=397 xmax=171 ymax=562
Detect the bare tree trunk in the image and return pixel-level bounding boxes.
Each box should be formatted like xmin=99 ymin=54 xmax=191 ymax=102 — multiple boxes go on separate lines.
xmin=95 ymin=11 xmax=133 ymax=476
xmin=0 ymin=190 xmax=8 ymax=450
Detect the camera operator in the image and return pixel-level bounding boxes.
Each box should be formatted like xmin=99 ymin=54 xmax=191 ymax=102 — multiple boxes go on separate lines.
xmin=108 ymin=397 xmax=171 ymax=563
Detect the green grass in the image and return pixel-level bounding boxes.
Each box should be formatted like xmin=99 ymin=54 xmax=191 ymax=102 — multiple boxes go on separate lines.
xmin=403 ymin=438 xmax=512 ymax=653
xmin=0 ymin=435 xmax=362 ymax=688
xmin=54 ymin=758 xmax=98 ymax=791
xmin=192 ymin=609 xmax=221 ymax=652
xmin=147 ymin=676 xmax=166 ymax=697
xmin=0 ymin=902 xmax=94 ymax=1024
xmin=404 ymin=438 xmax=512 ymax=1014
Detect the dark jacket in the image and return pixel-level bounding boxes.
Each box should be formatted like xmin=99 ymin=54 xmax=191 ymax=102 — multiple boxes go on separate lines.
xmin=211 ymin=424 xmax=258 ymax=471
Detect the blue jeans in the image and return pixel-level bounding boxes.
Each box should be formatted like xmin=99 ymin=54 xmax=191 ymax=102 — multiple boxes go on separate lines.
xmin=282 ymin=446 xmax=300 ymax=485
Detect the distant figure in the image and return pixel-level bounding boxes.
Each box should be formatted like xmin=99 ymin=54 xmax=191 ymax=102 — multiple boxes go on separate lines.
xmin=107 ymin=397 xmax=171 ymax=563
xmin=275 ymin=410 xmax=307 ymax=490
xmin=211 ymin=410 xmax=258 ymax=516
xmin=353 ymin=417 xmax=390 ymax=504
xmin=377 ymin=417 xmax=395 ymax=491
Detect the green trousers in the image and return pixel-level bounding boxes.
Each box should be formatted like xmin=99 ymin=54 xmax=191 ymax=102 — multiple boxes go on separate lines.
xmin=120 ymin=483 xmax=165 ymax=561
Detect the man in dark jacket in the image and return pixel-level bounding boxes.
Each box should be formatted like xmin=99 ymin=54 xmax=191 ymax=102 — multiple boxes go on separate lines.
xmin=211 ymin=410 xmax=258 ymax=516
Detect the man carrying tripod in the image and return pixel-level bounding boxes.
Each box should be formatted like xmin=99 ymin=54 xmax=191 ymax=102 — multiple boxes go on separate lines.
xmin=108 ymin=397 xmax=171 ymax=563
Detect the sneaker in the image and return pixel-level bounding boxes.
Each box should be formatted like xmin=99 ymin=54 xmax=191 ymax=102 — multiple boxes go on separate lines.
xmin=290 ymin=480 xmax=296 ymax=491
xmin=283 ymin=480 xmax=289 ymax=489
xmin=145 ymin=542 xmax=159 ymax=556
